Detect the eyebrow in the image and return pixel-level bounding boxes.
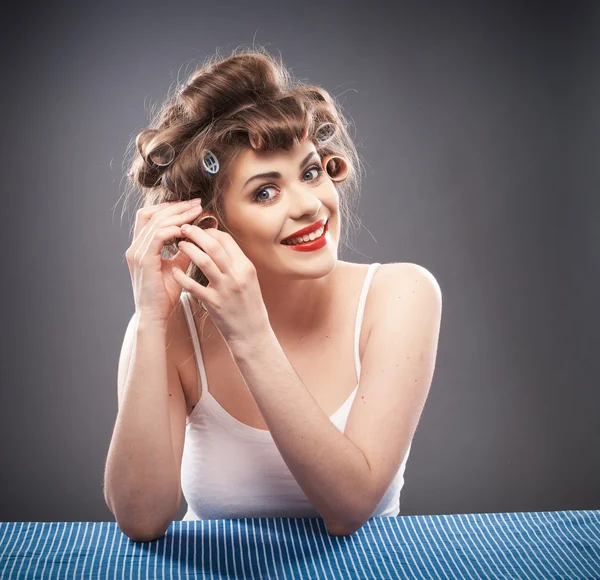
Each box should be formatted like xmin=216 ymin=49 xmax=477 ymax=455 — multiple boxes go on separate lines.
xmin=243 ymin=151 xmax=320 ymax=188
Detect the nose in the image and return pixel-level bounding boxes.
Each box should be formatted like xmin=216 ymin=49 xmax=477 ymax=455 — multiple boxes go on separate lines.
xmin=287 ymin=185 xmax=323 ymax=218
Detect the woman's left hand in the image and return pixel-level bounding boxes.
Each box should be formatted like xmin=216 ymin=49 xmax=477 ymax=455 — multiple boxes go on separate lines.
xmin=173 ymin=224 xmax=271 ymax=344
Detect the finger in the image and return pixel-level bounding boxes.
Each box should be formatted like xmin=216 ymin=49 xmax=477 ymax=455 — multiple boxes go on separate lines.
xmin=172 ymin=265 xmax=212 ymax=303
xmin=133 ymin=201 xmax=203 ymax=257
xmin=200 ymin=228 xmax=245 ymax=263
xmin=138 ymin=224 xmax=183 ymax=268
xmin=136 ymin=205 xmax=204 ymax=267
xmin=177 ymin=237 xmax=224 ymax=284
xmin=133 ymin=199 xmax=201 ymax=244
xmin=132 ymin=201 xmax=177 ymax=241
xmin=180 ymin=226 xmax=232 ymax=275
xmin=170 ymin=243 xmax=193 ymax=269
xmin=133 ymin=199 xmax=200 ymax=244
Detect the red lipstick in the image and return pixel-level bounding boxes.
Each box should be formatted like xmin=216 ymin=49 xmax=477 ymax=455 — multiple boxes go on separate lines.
xmin=281 ymin=218 xmax=327 ymax=243
xmin=280 ymin=220 xmax=329 ymax=252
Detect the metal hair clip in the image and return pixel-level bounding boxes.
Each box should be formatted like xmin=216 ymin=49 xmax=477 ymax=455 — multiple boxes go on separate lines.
xmin=315 ymin=122 xmax=336 ymax=144
xmin=201 ymin=150 xmax=220 ymax=175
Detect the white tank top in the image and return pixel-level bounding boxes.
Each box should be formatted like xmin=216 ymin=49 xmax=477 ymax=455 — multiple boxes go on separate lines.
xmin=179 ymin=263 xmax=412 ymax=520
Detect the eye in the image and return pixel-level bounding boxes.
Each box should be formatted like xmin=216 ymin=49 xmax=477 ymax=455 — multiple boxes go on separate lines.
xmin=303 ymin=166 xmax=323 ymax=181
xmin=252 ymin=164 xmax=324 ymax=204
xmin=253 ymin=185 xmax=278 ymax=204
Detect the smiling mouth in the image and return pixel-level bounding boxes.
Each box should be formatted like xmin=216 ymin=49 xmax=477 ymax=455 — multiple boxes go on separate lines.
xmin=281 ymin=219 xmax=328 ymax=245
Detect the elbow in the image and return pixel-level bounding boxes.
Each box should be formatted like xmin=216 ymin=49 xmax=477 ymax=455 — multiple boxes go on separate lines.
xmin=111 ymin=504 xmax=176 ymax=543
xmin=326 ymin=523 xmax=354 ymax=537
xmin=325 ymin=499 xmax=375 ymax=536
xmin=325 ymin=515 xmax=368 ymax=537
xmin=128 ymin=528 xmax=169 ymax=543
xmin=326 ymin=522 xmax=361 ymax=537
xmin=117 ymin=518 xmax=172 ymax=543
xmin=325 ymin=484 xmax=376 ymax=536
xmin=107 ymin=491 xmax=180 ymax=543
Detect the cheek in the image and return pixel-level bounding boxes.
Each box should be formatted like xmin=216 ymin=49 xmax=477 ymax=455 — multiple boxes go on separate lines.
xmin=325 ymin=184 xmax=340 ymax=206
xmin=234 ymin=220 xmax=277 ymax=247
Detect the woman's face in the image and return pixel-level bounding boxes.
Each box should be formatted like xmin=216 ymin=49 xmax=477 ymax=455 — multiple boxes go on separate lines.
xmin=222 ymin=139 xmax=340 ymax=280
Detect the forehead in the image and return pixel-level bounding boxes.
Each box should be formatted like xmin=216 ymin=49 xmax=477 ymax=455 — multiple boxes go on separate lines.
xmin=231 ymin=140 xmax=319 ymax=183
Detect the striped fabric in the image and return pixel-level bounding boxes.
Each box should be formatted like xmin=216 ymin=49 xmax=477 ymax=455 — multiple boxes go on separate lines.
xmin=1 ymin=510 xmax=599 ymax=579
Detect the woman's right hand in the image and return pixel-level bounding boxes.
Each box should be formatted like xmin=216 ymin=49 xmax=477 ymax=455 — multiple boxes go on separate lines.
xmin=125 ymin=199 xmax=205 ymax=325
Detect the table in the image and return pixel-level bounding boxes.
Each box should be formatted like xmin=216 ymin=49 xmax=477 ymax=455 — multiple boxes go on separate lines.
xmin=1 ymin=510 xmax=599 ymax=579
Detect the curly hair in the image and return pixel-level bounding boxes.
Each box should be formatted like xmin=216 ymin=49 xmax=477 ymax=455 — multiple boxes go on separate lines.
xmin=122 ymin=45 xmax=364 ymax=309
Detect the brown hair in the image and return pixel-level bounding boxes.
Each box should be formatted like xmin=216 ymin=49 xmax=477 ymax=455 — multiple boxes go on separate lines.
xmin=122 ymin=45 xmax=364 ymax=311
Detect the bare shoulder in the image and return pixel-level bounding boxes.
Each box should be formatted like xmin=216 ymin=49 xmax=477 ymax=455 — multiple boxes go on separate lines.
xmin=335 ymin=261 xmax=440 ymax=346
xmin=368 ymin=262 xmax=442 ymax=311
xmin=376 ymin=262 xmax=441 ymax=289
xmin=335 ymin=259 xmax=438 ymax=298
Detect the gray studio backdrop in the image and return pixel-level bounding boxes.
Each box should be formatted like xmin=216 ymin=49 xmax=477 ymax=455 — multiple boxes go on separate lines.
xmin=1 ymin=0 xmax=598 ymax=523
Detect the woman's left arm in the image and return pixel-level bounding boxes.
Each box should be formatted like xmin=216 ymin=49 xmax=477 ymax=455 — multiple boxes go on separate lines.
xmin=228 ymin=325 xmax=374 ymax=536
xmin=228 ymin=263 xmax=443 ymax=536
xmin=175 ymin=225 xmax=442 ymax=536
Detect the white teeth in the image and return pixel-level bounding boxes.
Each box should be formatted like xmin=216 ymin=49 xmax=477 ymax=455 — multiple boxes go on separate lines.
xmin=282 ymin=225 xmax=325 ymax=245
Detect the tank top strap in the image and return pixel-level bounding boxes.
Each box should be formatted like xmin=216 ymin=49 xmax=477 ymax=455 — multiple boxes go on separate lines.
xmin=354 ymin=263 xmax=382 ymax=382
xmin=180 ymin=291 xmax=206 ymax=399
xmin=180 ymin=263 xmax=383 ymax=404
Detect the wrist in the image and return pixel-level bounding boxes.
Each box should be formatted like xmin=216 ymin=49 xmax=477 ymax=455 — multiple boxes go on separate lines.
xmin=226 ymin=325 xmax=275 ymax=359
xmin=136 ymin=313 xmax=170 ymax=334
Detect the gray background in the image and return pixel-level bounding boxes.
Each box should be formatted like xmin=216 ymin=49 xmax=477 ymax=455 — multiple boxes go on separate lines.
xmin=1 ymin=0 xmax=598 ymax=523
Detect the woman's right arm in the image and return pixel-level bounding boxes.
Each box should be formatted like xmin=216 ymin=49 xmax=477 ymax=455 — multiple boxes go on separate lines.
xmin=103 ymin=312 xmax=187 ymax=542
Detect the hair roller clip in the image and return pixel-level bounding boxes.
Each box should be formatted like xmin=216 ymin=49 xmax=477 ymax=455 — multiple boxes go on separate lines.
xmin=248 ymin=132 xmax=264 ymax=150
xmin=315 ymin=122 xmax=336 ymax=145
xmin=175 ymin=212 xmax=219 ymax=260
xmin=148 ymin=142 xmax=176 ymax=167
xmin=321 ymin=154 xmax=349 ymax=182
xmin=201 ymin=150 xmax=220 ymax=175
xmin=300 ymin=125 xmax=309 ymax=141
xmin=194 ymin=213 xmax=219 ymax=230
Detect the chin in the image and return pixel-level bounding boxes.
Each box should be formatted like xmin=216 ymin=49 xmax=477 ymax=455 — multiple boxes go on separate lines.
xmin=277 ymin=253 xmax=338 ymax=280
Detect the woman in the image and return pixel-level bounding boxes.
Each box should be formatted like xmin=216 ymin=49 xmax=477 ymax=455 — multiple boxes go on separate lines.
xmin=104 ymin=46 xmax=443 ymax=542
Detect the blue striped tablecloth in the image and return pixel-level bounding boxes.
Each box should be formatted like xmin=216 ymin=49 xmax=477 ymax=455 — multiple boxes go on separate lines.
xmin=1 ymin=510 xmax=599 ymax=579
